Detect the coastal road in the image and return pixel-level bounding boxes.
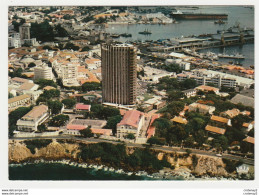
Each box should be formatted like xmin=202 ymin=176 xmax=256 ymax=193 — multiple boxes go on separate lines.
xmin=10 ymin=136 xmax=254 ymax=166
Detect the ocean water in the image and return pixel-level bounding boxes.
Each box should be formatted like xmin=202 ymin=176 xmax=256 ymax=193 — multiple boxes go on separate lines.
xmin=105 ymin=6 xmax=254 ymax=67
xmin=8 ymin=163 xmax=183 ymax=180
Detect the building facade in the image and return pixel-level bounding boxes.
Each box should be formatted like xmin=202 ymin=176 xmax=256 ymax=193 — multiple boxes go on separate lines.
xmin=101 ymin=44 xmax=137 ymax=105
xmin=19 ymin=23 xmax=31 ymax=40
xmin=16 ymin=105 xmax=49 ymax=132
xmin=116 ymin=110 xmax=144 ymax=138
xmin=34 ymin=65 xmax=53 ymax=80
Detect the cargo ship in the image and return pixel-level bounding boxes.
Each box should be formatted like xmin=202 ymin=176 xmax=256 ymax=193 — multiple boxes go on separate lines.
xmin=171 ymin=10 xmax=228 ymax=20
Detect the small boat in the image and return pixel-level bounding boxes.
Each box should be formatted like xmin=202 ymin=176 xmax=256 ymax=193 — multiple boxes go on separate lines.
xmin=110 ymin=34 xmax=120 ymax=38
xmin=218 ymin=53 xmax=245 ymax=59
xmin=214 ymin=19 xmax=227 ymax=25
xmin=139 ymin=29 xmax=152 ymax=35
xmin=120 ymin=33 xmax=132 ymax=37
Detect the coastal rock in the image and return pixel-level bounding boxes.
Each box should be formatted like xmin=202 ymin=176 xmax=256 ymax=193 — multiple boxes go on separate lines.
xmin=9 ymin=140 xmax=80 ymax=162
xmin=8 ymin=140 xmax=32 ymax=162
xmin=193 ymin=155 xmax=228 ymax=177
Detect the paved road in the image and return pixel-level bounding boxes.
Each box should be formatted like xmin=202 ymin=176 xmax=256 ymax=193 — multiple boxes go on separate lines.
xmin=10 ymin=136 xmax=254 ymax=165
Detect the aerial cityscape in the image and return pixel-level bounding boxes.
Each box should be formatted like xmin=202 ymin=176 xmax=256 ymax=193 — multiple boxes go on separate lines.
xmin=8 ymin=6 xmax=254 ymax=180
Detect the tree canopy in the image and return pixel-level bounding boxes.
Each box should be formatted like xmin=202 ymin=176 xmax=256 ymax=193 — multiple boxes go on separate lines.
xmin=48 ymin=114 xmax=69 ymax=127
xmin=61 ymin=98 xmax=76 ymax=109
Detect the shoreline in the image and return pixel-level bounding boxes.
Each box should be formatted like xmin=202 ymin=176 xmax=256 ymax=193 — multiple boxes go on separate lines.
xmin=9 ymin=159 xmax=237 ymax=181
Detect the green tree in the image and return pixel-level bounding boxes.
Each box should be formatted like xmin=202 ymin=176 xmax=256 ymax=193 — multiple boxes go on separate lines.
xmin=147 ymin=136 xmax=163 ymax=146
xmin=104 ymin=115 xmax=122 ymax=135
xmin=28 ymin=62 xmax=36 ymax=68
xmin=126 ymin=133 xmax=135 ymax=140
xmin=47 ymin=100 xmax=63 ymax=114
xmin=31 ymin=20 xmax=55 ymax=42
xmin=43 ymin=45 xmax=52 ymax=50
xmin=54 ymin=24 xmax=69 ymax=37
xmin=8 ymin=93 xmax=14 ymax=99
xmin=180 ymin=79 xmax=197 ymax=90
xmin=166 ymin=101 xmax=185 ymax=116
xmin=81 ymin=46 xmax=90 ymax=51
xmin=34 ymin=79 xmax=57 ymax=89
xmin=80 ymin=127 xmax=93 ymax=138
xmin=167 ymin=90 xmax=184 ymax=102
xmin=37 ymin=124 xmax=47 ymax=132
xmin=48 ymin=114 xmax=69 ymax=127
xmin=184 ymin=136 xmax=195 ymax=148
xmin=9 ymin=106 xmax=33 ymax=137
xmin=82 ymin=82 xmax=101 ymax=92
xmin=64 ymin=42 xmax=80 ymax=50
xmin=61 ymin=98 xmax=76 ymax=109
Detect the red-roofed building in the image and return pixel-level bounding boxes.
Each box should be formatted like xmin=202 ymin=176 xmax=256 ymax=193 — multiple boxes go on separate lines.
xmin=91 ymin=128 xmax=112 ymax=136
xmin=75 ymin=103 xmax=91 ymax=112
xmin=146 ymin=114 xmax=159 ymax=139
xmin=117 ymin=110 xmax=145 ymax=138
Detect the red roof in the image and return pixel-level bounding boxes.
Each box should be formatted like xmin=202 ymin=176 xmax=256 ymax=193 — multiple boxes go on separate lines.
xmin=76 ymin=103 xmax=91 ymax=110
xmin=117 ymin=110 xmax=143 ymax=128
xmin=91 ymin=128 xmax=112 ymax=136
xmin=67 ymin=124 xmax=86 ymax=130
xmin=146 ymin=114 xmax=159 ymax=139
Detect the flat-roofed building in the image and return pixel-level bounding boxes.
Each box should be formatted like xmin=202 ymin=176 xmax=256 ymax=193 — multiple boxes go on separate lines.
xmin=171 ymin=116 xmax=188 ymax=125
xmin=182 ymin=88 xmax=196 ymax=98
xmin=188 ymin=102 xmax=215 ymax=115
xmin=195 ymin=85 xmax=219 ymax=94
xmin=16 ymin=105 xmax=49 ymax=132
xmin=8 ymin=94 xmax=31 ymax=111
xmin=117 ymin=110 xmax=144 ymax=138
xmin=101 ymin=44 xmax=137 ymax=105
xmin=205 ymin=125 xmax=226 ymax=135
xmin=75 ymin=103 xmax=91 ymax=113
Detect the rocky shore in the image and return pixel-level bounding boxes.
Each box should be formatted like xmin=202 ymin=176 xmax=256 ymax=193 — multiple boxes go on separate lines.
xmin=8 ymin=139 xmax=243 ymax=180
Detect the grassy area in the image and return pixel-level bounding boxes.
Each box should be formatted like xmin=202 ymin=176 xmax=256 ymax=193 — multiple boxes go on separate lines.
xmin=143 ymin=93 xmax=154 ymax=101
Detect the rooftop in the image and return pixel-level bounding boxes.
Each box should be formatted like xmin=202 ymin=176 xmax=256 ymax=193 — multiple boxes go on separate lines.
xmin=223 ymin=108 xmax=240 ymax=118
xmin=117 ymin=110 xmax=143 ymax=128
xmin=243 ymin=136 xmax=254 ymax=144
xmin=196 ymin=85 xmax=219 ymax=92
xmin=43 ymin=86 xmax=56 ymax=91
xmin=75 ymin=103 xmax=91 ymax=110
xmin=205 ymin=125 xmax=226 ymax=135
xmin=211 ymin=115 xmax=229 ymax=124
xmin=171 ymin=116 xmax=188 ymax=124
xmin=22 ymin=105 xmax=48 ymax=120
xmin=91 ymin=128 xmax=112 ymax=136
xmin=12 ymin=77 xmax=31 ymax=84
xmin=69 ymin=118 xmax=107 ymax=129
xmin=67 ymin=124 xmax=86 ymax=130
xmin=8 ymin=94 xmax=31 ymax=104
xmin=230 ymin=94 xmax=254 ymax=108
xmin=19 ymin=82 xmax=37 ymax=91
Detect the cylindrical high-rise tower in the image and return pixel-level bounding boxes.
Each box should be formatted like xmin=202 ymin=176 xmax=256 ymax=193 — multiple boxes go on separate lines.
xmin=101 ymin=44 xmax=137 ymax=105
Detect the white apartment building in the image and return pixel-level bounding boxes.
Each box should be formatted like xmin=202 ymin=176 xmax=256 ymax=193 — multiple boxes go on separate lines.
xmin=116 ymin=110 xmax=145 ymax=138
xmin=8 ymin=33 xmax=21 ymax=48
xmin=61 ymin=63 xmax=79 ymax=86
xmin=16 ymin=105 xmax=49 ymax=132
xmin=34 ymin=65 xmax=53 ymax=80
xmin=177 ymin=70 xmax=239 ymax=88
